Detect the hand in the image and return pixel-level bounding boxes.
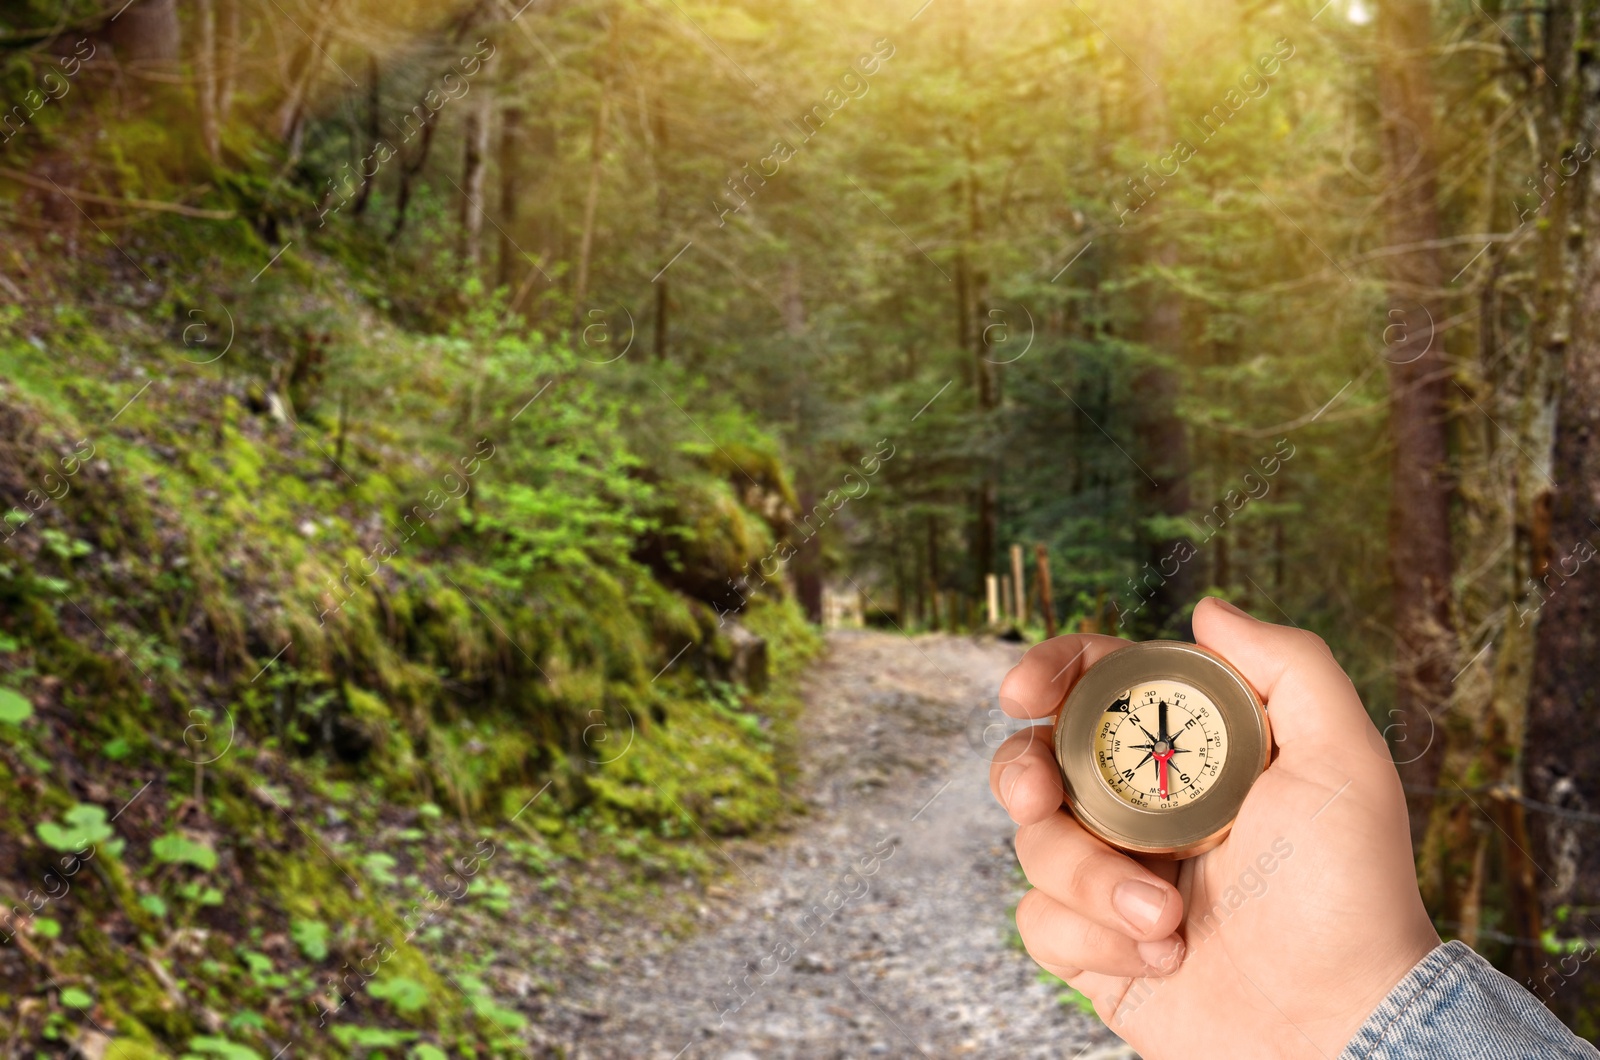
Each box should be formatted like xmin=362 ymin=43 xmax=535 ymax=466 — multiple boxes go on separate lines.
xmin=988 ymin=598 xmax=1439 ymax=1059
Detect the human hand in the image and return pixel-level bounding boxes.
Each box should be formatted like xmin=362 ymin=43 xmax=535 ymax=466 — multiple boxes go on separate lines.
xmin=989 ymin=598 xmax=1439 ymax=1058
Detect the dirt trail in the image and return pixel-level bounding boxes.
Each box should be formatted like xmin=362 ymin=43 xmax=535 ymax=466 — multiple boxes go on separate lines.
xmin=551 ymin=631 xmax=1138 ymax=1059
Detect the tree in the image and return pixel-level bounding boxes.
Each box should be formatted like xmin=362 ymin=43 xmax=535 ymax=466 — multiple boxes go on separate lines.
xmin=1526 ymin=0 xmax=1600 ymax=1022
xmin=1375 ymin=0 xmax=1455 ymax=844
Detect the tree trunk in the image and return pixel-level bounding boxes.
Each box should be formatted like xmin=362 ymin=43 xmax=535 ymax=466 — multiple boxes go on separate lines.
xmin=110 ymin=0 xmax=181 ymax=67
xmin=1376 ymin=0 xmax=1454 ymax=846
xmin=1418 ymin=1 xmax=1585 ymax=987
xmin=1128 ymin=15 xmax=1195 ymax=641
xmin=793 ymin=485 xmax=824 ymax=624
xmin=352 ymin=53 xmax=381 ymax=217
xmin=1479 ymin=0 xmax=1580 ymax=984
xmin=1526 ymin=284 xmax=1600 ymax=1016
xmin=969 ymin=188 xmax=999 ymax=606
xmin=272 ymin=0 xmax=340 ymax=147
xmin=459 ymin=86 xmax=492 ymax=274
xmin=1011 ymin=543 xmax=1026 ymax=627
xmin=780 ymin=260 xmax=805 ymax=336
xmin=648 ymin=91 xmax=670 ymax=361
xmin=654 ymin=279 xmax=669 ymax=361
xmin=388 ymin=96 xmax=439 ymax=243
xmin=217 ymin=0 xmax=238 ymax=125
xmin=1035 ymin=542 xmax=1058 ymax=638
xmin=195 ymin=0 xmax=219 ymax=162
xmin=895 ymin=547 xmax=907 ymax=628
xmin=572 ymin=70 xmax=613 ymax=328
xmin=496 ymin=104 xmax=526 ymax=288
xmin=1527 ymin=4 xmax=1600 ymax=1017
xmin=106 ymin=0 xmax=180 ymax=115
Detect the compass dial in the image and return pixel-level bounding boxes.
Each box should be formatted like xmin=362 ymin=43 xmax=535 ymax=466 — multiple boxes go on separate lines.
xmin=1056 ymin=641 xmax=1267 ymax=857
xmin=1092 ymin=679 xmax=1229 ymax=811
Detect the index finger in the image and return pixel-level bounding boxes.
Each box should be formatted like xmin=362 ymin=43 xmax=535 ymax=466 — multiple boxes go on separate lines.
xmin=998 ymin=634 xmax=1131 ymax=720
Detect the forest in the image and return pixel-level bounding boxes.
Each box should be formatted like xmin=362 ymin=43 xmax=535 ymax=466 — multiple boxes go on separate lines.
xmin=0 ymin=0 xmax=1598 ymax=1055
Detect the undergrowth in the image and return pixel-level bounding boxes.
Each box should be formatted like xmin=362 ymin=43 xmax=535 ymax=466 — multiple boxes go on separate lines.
xmin=0 ymin=205 xmax=821 ymax=1056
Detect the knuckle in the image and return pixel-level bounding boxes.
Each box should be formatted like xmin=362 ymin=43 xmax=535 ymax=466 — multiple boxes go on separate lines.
xmin=1289 ymin=628 xmax=1335 ymax=663
xmin=1021 ymin=639 xmax=1055 ymax=664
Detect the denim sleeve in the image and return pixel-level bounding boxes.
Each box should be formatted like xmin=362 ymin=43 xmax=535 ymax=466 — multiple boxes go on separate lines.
xmin=1339 ymin=940 xmax=1600 ymax=1059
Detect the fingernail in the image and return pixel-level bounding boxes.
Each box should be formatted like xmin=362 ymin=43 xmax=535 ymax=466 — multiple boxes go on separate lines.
xmin=1210 ymin=597 xmax=1248 ymax=618
xmin=1112 ymin=879 xmax=1168 ymax=934
xmin=1138 ymin=935 xmax=1185 ymax=975
xmin=1000 ymin=762 xmax=1027 ymax=811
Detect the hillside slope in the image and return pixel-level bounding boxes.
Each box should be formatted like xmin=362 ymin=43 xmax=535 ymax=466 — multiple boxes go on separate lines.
xmin=0 ymin=218 xmax=819 ymax=1057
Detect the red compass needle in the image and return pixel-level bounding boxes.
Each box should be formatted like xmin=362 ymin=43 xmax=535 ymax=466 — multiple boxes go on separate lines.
xmin=1153 ymin=747 xmax=1174 ymax=800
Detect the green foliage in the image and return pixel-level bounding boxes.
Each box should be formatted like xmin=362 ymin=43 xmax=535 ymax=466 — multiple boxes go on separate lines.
xmin=368 ymin=975 xmax=430 ymax=1015
xmin=0 ymin=687 xmax=32 ymax=724
xmin=36 ymin=804 xmax=112 ymax=852
xmin=288 ymin=917 xmax=327 ymax=959
xmin=332 ymin=1026 xmax=416 ymax=1050
xmin=176 ymin=881 xmax=224 ymax=905
xmin=1037 ymin=969 xmax=1100 ymax=1020
xmin=151 ymin=833 xmax=220 ymax=872
xmin=183 ymin=1036 xmax=262 ymax=1060
xmin=358 ymin=851 xmax=400 ymax=888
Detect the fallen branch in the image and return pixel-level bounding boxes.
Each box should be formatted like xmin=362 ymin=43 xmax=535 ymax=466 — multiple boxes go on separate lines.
xmin=0 ymin=167 xmax=236 ymax=220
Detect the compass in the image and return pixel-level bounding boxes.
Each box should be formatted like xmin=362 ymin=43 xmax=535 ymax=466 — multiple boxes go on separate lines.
xmin=1053 ymin=641 xmax=1270 ymax=859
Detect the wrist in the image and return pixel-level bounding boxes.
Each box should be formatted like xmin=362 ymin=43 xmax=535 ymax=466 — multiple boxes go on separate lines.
xmin=1315 ymin=928 xmax=1442 ymax=1056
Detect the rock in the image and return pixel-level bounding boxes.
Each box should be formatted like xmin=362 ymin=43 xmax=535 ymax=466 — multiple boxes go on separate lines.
xmin=725 ymin=622 xmax=769 ymax=694
xmin=794 ymin=953 xmax=833 ymax=974
xmin=71 ymin=1032 xmax=110 ymax=1059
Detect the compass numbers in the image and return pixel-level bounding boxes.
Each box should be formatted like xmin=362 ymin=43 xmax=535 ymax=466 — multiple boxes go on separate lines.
xmin=1091 ymin=679 xmax=1231 ymax=810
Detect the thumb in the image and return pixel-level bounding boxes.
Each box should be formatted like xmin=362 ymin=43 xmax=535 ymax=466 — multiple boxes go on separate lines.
xmin=1191 ymin=597 xmax=1374 ymax=757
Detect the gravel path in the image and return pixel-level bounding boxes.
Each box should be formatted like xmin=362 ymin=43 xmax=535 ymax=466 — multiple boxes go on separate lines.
xmin=555 ymin=630 xmax=1138 ymax=1060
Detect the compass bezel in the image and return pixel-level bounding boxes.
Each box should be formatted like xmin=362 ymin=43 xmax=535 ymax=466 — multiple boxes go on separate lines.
xmin=1053 ymin=641 xmax=1270 ymax=859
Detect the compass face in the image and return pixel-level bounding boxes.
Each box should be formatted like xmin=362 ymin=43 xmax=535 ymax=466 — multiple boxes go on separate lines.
xmin=1092 ymin=679 xmax=1229 ymax=811
xmin=1056 ymin=641 xmax=1268 ymax=858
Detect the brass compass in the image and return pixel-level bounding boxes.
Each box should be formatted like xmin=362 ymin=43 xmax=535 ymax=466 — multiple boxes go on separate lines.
xmin=1053 ymin=641 xmax=1270 ymax=859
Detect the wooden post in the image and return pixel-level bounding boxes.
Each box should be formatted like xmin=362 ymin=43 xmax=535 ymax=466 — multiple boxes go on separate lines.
xmin=1034 ymin=542 xmax=1058 ymax=639
xmin=1010 ymin=544 xmax=1026 ymax=627
xmin=985 ymin=573 xmax=1000 ymax=626
xmin=1000 ymin=575 xmax=1011 ymax=623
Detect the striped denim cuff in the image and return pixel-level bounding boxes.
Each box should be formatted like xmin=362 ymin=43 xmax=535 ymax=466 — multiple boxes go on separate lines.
xmin=1340 ymin=940 xmax=1600 ymax=1060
